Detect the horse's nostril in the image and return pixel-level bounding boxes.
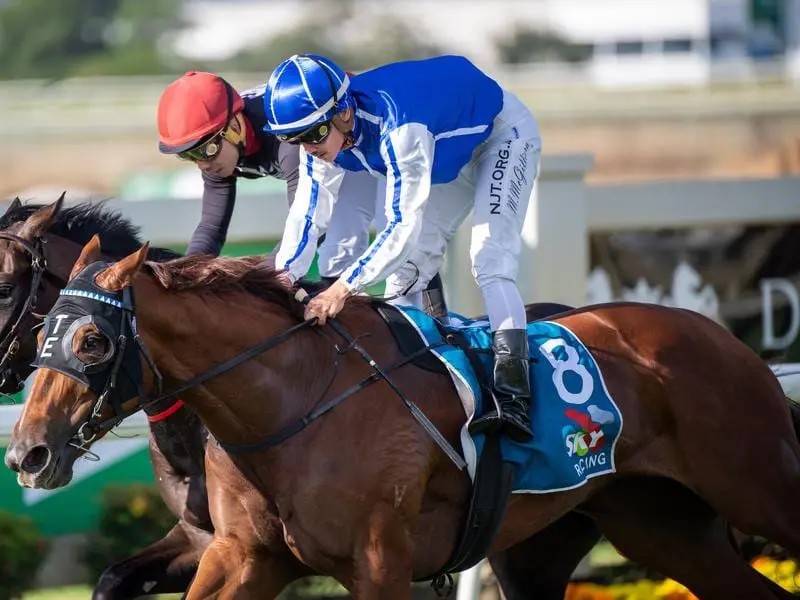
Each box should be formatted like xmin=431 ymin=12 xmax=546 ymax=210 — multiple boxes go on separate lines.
xmin=20 ymin=445 xmax=51 ymax=475
xmin=6 ymin=453 xmax=19 ymax=472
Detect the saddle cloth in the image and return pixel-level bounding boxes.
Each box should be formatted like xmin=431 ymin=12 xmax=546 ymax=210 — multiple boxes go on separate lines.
xmin=390 ymin=306 xmax=624 ymax=494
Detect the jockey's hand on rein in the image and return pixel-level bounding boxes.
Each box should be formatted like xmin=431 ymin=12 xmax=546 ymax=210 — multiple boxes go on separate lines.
xmin=295 ymin=281 xmax=350 ymax=326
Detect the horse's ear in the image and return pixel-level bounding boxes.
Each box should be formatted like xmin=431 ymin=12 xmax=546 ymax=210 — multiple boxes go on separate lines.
xmin=69 ymin=234 xmax=103 ymax=282
xmin=1 ymin=197 xmax=22 ymax=219
xmin=17 ymin=192 xmax=65 ymax=241
xmin=95 ymin=243 xmax=150 ymax=291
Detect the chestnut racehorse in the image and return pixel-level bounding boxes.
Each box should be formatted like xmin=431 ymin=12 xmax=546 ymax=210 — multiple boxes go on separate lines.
xmin=10 ymin=221 xmax=800 ymax=599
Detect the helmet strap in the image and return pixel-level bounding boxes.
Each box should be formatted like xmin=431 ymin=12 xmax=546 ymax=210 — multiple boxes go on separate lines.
xmin=223 ymin=112 xmax=248 ymax=159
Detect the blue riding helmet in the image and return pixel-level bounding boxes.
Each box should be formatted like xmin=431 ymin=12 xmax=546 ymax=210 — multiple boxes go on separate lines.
xmin=262 ymin=54 xmax=353 ymax=138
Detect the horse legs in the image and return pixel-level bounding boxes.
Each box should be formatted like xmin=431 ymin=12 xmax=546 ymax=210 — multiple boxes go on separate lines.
xmin=587 ymin=477 xmax=785 ymax=600
xmin=92 ymin=521 xmax=210 ymax=600
xmin=183 ymin=535 xmax=309 ymax=600
xmin=488 ymin=512 xmax=601 ymax=600
xmin=348 ymin=503 xmax=414 ymax=600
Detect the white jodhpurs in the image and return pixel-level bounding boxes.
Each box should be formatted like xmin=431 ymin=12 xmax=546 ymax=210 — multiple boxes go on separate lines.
xmin=384 ymin=89 xmax=541 ymax=331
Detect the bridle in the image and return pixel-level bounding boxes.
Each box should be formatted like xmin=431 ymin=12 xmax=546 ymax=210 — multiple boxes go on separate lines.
xmin=0 ymin=232 xmax=66 ymax=394
xmin=31 ymin=259 xmax=320 ymax=458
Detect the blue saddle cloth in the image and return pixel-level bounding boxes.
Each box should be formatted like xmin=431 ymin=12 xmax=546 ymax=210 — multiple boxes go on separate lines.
xmin=395 ymin=307 xmax=624 ymax=494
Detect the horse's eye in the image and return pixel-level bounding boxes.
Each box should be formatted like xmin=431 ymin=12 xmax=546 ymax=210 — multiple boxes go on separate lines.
xmin=82 ymin=334 xmax=105 ymax=352
xmin=0 ymin=283 xmax=15 ymax=301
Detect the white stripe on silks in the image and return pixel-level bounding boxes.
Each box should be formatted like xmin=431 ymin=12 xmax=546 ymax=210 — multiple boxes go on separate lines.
xmin=267 ymin=76 xmax=351 ymax=132
xmin=356 ymin=109 xmax=381 ymax=125
xmin=351 ymin=146 xmax=379 ymax=176
xmin=433 ymin=125 xmax=488 ymax=141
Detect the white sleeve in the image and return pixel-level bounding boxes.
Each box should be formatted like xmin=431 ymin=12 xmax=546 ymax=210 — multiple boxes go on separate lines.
xmin=274 ymin=147 xmax=345 ymax=282
xmin=339 ymin=123 xmax=434 ymax=292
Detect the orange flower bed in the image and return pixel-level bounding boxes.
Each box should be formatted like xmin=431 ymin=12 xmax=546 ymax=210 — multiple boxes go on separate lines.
xmin=564 ymin=557 xmax=800 ymax=599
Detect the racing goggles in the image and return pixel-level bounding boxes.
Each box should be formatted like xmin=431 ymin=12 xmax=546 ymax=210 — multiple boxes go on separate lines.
xmin=278 ymin=120 xmax=333 ymax=145
xmin=177 ymin=127 xmax=232 ymax=162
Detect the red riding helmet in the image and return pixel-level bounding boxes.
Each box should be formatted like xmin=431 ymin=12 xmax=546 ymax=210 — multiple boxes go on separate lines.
xmin=157 ymin=71 xmax=245 ymax=154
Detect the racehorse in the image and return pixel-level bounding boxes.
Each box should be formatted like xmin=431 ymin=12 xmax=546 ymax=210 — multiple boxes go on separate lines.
xmin=9 ymin=203 xmax=800 ymax=599
xmin=0 ymin=198 xmax=601 ymax=599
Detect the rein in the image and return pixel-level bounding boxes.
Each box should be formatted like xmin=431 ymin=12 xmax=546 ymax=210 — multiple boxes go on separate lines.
xmin=63 ymin=295 xmax=317 ymax=458
xmin=140 ymin=318 xmax=314 ymax=411
xmin=144 ymin=296 xmax=465 ymax=469
xmin=290 ymin=289 xmax=466 ymax=470
xmin=216 ymin=334 xmax=448 ymax=454
xmin=34 ymin=265 xmax=466 ymax=471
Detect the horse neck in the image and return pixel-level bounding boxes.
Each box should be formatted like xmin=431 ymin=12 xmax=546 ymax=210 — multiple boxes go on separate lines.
xmin=133 ymin=274 xmax=329 ymax=451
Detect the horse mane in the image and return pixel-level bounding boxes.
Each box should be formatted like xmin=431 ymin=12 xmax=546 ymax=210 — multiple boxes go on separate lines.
xmin=1 ymin=199 xmax=181 ymax=261
xmin=145 ymin=254 xmax=372 ymax=319
xmin=145 ymin=254 xmax=351 ymax=318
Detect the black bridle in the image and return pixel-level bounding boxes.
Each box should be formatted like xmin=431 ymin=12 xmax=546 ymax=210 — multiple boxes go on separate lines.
xmin=30 ymin=261 xmax=162 ymax=457
xmin=31 ymin=261 xmax=466 ymax=470
xmin=0 ymin=231 xmax=66 ymax=394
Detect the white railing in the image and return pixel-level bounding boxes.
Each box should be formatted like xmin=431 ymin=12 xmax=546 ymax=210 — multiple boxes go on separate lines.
xmin=7 ymin=152 xmax=800 ymax=323
xmin=439 ymin=154 xmax=800 ymax=316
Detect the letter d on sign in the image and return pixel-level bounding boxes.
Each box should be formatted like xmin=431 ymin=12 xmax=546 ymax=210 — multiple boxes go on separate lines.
xmin=761 ymin=278 xmax=800 ymax=351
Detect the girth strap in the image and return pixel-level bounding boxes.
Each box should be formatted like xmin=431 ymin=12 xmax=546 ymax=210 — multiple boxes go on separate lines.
xmin=423 ymin=327 xmax=515 ymax=596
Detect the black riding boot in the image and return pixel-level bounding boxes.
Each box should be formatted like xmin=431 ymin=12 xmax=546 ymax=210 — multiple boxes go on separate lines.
xmin=468 ymin=329 xmax=534 ymax=443
xmin=422 ymin=273 xmax=449 ymax=320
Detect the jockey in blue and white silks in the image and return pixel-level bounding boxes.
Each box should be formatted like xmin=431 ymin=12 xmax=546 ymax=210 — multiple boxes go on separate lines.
xmin=262 ymin=54 xmax=543 ymax=443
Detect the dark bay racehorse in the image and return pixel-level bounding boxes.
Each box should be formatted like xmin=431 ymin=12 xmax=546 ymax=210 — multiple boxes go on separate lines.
xmin=10 ymin=217 xmax=800 ymax=598
xmin=0 ymin=199 xmax=600 ymax=599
